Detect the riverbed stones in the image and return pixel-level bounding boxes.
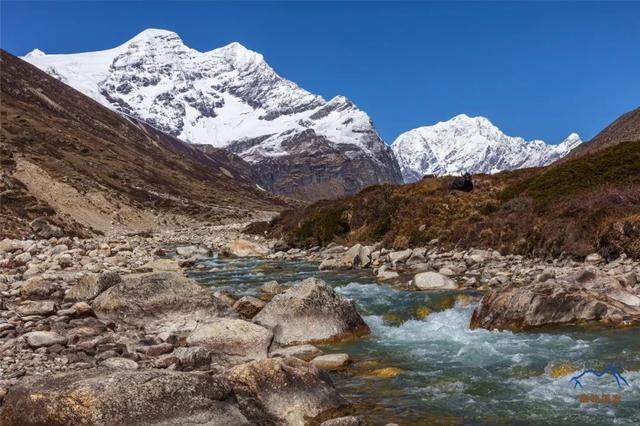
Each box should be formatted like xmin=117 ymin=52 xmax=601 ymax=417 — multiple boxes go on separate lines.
xmin=66 ymin=271 xmax=121 ymax=301
xmin=270 ymin=344 xmax=323 ymax=361
xmin=140 ymin=258 xmax=182 ymax=272
xmin=470 ymin=269 xmax=640 ymax=331
xmin=233 ymin=296 xmax=266 ymax=319
xmin=100 ymin=357 xmax=139 ymax=370
xmin=259 ymin=280 xmax=286 ymax=294
xmin=172 ymin=346 xmax=211 ymax=370
xmin=16 ymin=300 xmax=56 ymax=316
xmin=228 ymin=238 xmax=270 ymax=257
xmin=175 ymin=245 xmax=210 ymax=258
xmin=226 ymin=356 xmax=348 ymax=425
xmin=92 ymin=272 xmax=231 ymax=334
xmin=321 ymin=416 xmax=367 ymax=426
xmin=0 ymin=369 xmax=251 ymax=425
xmin=253 ymin=277 xmax=370 ymax=345
xmin=412 ymin=271 xmax=457 ymax=290
xmin=311 ymin=353 xmax=351 ymax=370
xmin=186 ymin=318 xmax=273 ymax=360
xmin=23 ymin=331 xmax=66 ymax=348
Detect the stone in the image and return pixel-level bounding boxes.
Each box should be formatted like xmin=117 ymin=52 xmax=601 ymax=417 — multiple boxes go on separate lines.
xmin=16 ymin=300 xmax=56 ymax=316
xmin=412 ymin=272 xmax=457 ymax=290
xmin=388 ymin=249 xmax=413 ymax=265
xmin=321 ymin=416 xmax=367 ymax=426
xmin=24 ymin=331 xmax=66 ymax=348
xmin=0 ymin=369 xmax=251 ymax=425
xmin=92 ymin=272 xmax=230 ymax=334
xmin=20 ymin=278 xmax=59 ymax=299
xmin=186 ymin=318 xmax=272 ymax=360
xmin=377 ymin=265 xmax=399 ymax=280
xmin=228 ymin=239 xmax=269 ymax=257
xmin=311 ymin=353 xmax=351 ymax=370
xmin=470 ymin=270 xmax=640 ymax=331
xmin=259 ymin=280 xmax=286 ymax=294
xmin=270 ymin=344 xmax=323 ymax=361
xmin=30 ymin=217 xmax=63 ymax=238
xmin=66 ymin=271 xmax=121 ymax=301
xmin=100 ymin=357 xmax=139 ymax=370
xmin=233 ymin=296 xmax=266 ymax=319
xmin=173 ymin=346 xmax=211 ymax=369
xmin=227 ymin=357 xmax=348 ymax=425
xmin=138 ymin=343 xmax=174 ymax=356
xmin=341 ymin=244 xmax=372 ymax=269
xmin=585 ymin=253 xmax=604 ymax=264
xmin=140 ymin=258 xmax=182 ymax=272
xmin=253 ymin=277 xmax=370 ymax=345
xmin=175 ymin=245 xmax=210 ymax=258
xmin=0 ymin=238 xmax=32 ymax=253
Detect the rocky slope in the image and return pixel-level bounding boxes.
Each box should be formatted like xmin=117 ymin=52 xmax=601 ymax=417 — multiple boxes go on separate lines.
xmin=391 ymin=114 xmax=582 ymax=182
xmin=23 ymin=28 xmax=402 ymax=200
xmin=1 ymin=50 xmax=285 ymax=239
xmin=566 ymin=106 xmax=640 ymax=159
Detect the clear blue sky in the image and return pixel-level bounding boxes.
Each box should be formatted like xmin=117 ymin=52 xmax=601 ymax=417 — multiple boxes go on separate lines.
xmin=2 ymin=1 xmax=639 ymax=144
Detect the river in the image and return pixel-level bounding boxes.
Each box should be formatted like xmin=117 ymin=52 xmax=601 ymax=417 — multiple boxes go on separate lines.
xmin=188 ymin=255 xmax=640 ymax=425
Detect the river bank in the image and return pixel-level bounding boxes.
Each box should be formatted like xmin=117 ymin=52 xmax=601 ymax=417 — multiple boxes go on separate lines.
xmin=1 ymin=225 xmax=639 ymax=424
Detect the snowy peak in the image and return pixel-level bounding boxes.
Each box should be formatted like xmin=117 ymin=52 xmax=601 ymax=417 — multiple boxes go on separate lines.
xmin=25 ymin=48 xmax=46 ymax=58
xmin=211 ymin=41 xmax=265 ymax=69
xmin=391 ymin=115 xmax=582 ymax=182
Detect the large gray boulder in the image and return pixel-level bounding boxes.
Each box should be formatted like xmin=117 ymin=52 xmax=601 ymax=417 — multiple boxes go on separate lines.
xmin=0 ymin=369 xmax=251 ymax=425
xmin=319 ymin=244 xmax=372 ymax=270
xmin=66 ymin=271 xmax=121 ymax=302
xmin=92 ymin=272 xmax=231 ymax=334
xmin=470 ymin=268 xmax=640 ymax=331
xmin=253 ymin=277 xmax=370 ymax=345
xmin=228 ymin=239 xmax=270 ymax=257
xmin=226 ymin=357 xmax=349 ymax=426
xmin=186 ymin=319 xmax=273 ymax=361
xmin=412 ymin=271 xmax=458 ymax=290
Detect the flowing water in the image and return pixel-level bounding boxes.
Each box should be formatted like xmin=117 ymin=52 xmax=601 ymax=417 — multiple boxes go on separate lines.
xmin=188 ymin=255 xmax=640 ymax=425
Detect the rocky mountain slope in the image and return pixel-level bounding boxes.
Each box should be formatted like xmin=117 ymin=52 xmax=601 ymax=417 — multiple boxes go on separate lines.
xmin=23 ymin=28 xmax=402 ymax=200
xmin=260 ymin=110 xmax=639 ymax=260
xmin=391 ymin=114 xmax=582 ymax=182
xmin=1 ymin=50 xmax=285 ymax=239
xmin=567 ymin=106 xmax=640 ymax=159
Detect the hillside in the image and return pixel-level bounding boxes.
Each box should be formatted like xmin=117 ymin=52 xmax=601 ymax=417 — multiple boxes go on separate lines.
xmin=0 ymin=50 xmax=286 ymax=239
xmin=259 ymin=121 xmax=640 ymax=259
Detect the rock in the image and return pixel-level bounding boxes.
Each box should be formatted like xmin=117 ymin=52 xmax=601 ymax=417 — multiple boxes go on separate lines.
xmin=13 ymin=251 xmax=31 ymax=265
xmin=470 ymin=271 xmax=640 ymax=331
xmin=23 ymin=331 xmax=66 ymax=348
xmin=58 ymin=301 xmax=93 ymax=317
xmin=310 ymin=353 xmax=351 ymax=370
xmin=175 ymin=245 xmax=210 ymax=258
xmin=0 ymin=238 xmax=32 ymax=253
xmin=227 ymin=357 xmax=348 ymax=425
xmin=228 ymin=239 xmax=269 ymax=257
xmin=270 ymin=344 xmax=323 ymax=361
xmin=172 ymin=346 xmax=211 ymax=370
xmin=449 ymin=172 xmax=473 ymax=192
xmin=138 ymin=343 xmax=174 ymax=356
xmin=342 ymin=244 xmax=372 ymax=269
xmin=213 ymin=290 xmax=237 ymax=306
xmin=585 ymin=253 xmax=604 ymax=264
xmin=233 ymin=296 xmax=266 ymax=319
xmin=0 ymin=369 xmax=251 ymax=425
xmin=30 ymin=217 xmax=63 ymax=238
xmin=140 ymin=258 xmax=182 ymax=272
xmin=259 ymin=280 xmax=286 ymax=294
xmin=253 ymin=277 xmax=370 ymax=345
xmin=16 ymin=300 xmax=56 ymax=316
xmin=20 ymin=278 xmax=59 ymax=299
xmin=100 ymin=357 xmax=139 ymax=370
xmin=377 ymin=265 xmax=399 ymax=280
xmin=412 ymin=272 xmax=457 ymax=290
xmin=92 ymin=272 xmax=230 ymax=334
xmin=368 ymin=367 xmax=401 ymax=378
xmin=387 ymin=249 xmax=413 ymax=265
xmin=66 ymin=271 xmax=121 ymax=301
xmin=321 ymin=416 xmax=367 ymax=426
xmin=186 ymin=318 xmax=272 ymax=360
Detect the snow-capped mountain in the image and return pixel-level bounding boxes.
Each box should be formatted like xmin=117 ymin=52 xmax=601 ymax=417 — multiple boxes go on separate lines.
xmin=23 ymin=29 xmax=402 ymax=200
xmin=391 ymin=114 xmax=582 ymax=182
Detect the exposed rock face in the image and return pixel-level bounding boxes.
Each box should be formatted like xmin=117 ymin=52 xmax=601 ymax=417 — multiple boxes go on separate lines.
xmin=92 ymin=272 xmax=231 ymax=333
xmin=0 ymin=369 xmax=251 ymax=425
xmin=227 ymin=357 xmax=349 ymax=426
xmin=253 ymin=277 xmax=370 ymax=345
xmin=470 ymin=268 xmax=640 ymax=331
xmin=186 ymin=319 xmax=273 ymax=361
xmin=23 ymin=29 xmax=402 ymax=201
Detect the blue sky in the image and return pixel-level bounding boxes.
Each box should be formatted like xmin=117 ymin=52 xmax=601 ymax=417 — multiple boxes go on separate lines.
xmin=2 ymin=1 xmax=639 ymax=144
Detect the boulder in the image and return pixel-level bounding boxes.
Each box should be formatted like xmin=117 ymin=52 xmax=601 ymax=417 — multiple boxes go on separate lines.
xmin=172 ymin=346 xmax=211 ymax=370
xmin=23 ymin=331 xmax=66 ymax=348
xmin=20 ymin=278 xmax=59 ymax=299
xmin=0 ymin=369 xmax=251 ymax=425
xmin=387 ymin=249 xmax=413 ymax=265
xmin=233 ymin=296 xmax=266 ymax=319
xmin=270 ymin=344 xmax=323 ymax=361
xmin=186 ymin=318 xmax=273 ymax=360
xmin=470 ymin=269 xmax=640 ymax=331
xmin=412 ymin=272 xmax=457 ymax=290
xmin=0 ymin=239 xmax=32 ymax=253
xmin=30 ymin=217 xmax=63 ymax=238
xmin=341 ymin=244 xmax=372 ymax=269
xmin=66 ymin=271 xmax=121 ymax=302
xmin=140 ymin=258 xmax=182 ymax=273
xmin=228 ymin=239 xmax=269 ymax=257
xmin=226 ymin=357 xmax=348 ymax=426
xmin=16 ymin=300 xmax=56 ymax=316
xmin=253 ymin=277 xmax=370 ymax=345
xmin=175 ymin=245 xmax=210 ymax=258
xmin=100 ymin=357 xmax=139 ymax=370
xmin=377 ymin=265 xmax=399 ymax=280
xmin=92 ymin=272 xmax=231 ymax=334
xmin=259 ymin=280 xmax=286 ymax=295
xmin=321 ymin=416 xmax=367 ymax=426
xmin=311 ymin=353 xmax=351 ymax=370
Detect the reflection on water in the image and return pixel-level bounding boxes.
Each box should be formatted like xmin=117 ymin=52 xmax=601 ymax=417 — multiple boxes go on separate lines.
xmin=189 ymin=256 xmax=640 ymax=425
